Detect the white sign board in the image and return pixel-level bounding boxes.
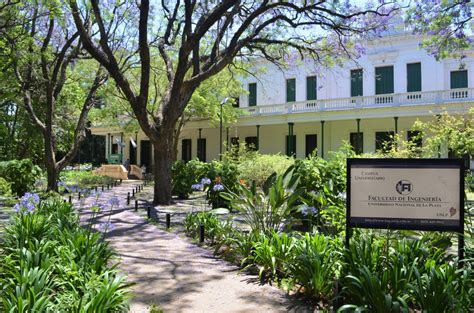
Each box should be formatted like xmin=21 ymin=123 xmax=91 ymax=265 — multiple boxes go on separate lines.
xmin=347 ymin=159 xmax=464 ymax=232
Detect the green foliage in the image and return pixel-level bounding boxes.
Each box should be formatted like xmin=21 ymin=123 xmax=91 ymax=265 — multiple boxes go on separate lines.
xmin=0 ymin=159 xmax=41 ymax=196
xmin=288 ymin=233 xmax=341 ymax=300
xmin=0 ymin=198 xmax=131 ymax=312
xmin=172 ymin=160 xmax=209 ymax=199
xmin=294 ymin=149 xmax=351 ymax=234
xmin=205 ymin=160 xmax=239 ymax=208
xmin=413 ymin=111 xmax=474 ymax=158
xmin=0 ymin=177 xmax=12 ymax=196
xmin=60 ymin=170 xmax=115 ymax=189
xmin=237 ymin=153 xmax=294 ymax=187
xmin=248 ymin=232 xmax=296 ymax=281
xmin=184 ymin=211 xmax=233 ymax=246
xmin=338 ymin=232 xmax=473 ymax=312
xmin=221 ymin=166 xmax=303 ymax=234
xmin=409 ymin=261 xmax=474 ymax=312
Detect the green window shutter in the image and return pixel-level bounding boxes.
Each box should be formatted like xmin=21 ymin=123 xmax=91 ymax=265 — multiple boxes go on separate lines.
xmin=407 ymin=63 xmax=421 ymax=92
xmin=286 ymin=135 xmax=296 ymax=156
xmin=375 ymin=66 xmax=394 ymax=95
xmin=350 ymin=69 xmax=363 ymax=97
xmin=286 ymin=78 xmax=296 ymax=102
xmin=306 ymin=76 xmax=317 ymax=100
xmin=248 ymin=83 xmax=257 ymax=106
xmin=197 ymin=138 xmax=206 ymax=162
xmin=450 ymin=70 xmax=468 ymax=89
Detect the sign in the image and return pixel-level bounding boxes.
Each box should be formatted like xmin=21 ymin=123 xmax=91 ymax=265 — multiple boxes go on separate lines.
xmin=347 ymin=158 xmax=464 ymax=232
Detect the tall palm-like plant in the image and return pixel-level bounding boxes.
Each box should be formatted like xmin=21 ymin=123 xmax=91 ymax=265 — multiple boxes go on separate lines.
xmin=221 ymin=166 xmax=303 ymax=235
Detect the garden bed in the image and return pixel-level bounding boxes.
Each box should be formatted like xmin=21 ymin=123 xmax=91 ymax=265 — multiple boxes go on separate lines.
xmin=0 ymin=194 xmax=131 ymax=311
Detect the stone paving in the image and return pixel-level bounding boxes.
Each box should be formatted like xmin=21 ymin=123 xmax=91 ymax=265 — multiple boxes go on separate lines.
xmin=73 ymin=181 xmax=310 ymax=313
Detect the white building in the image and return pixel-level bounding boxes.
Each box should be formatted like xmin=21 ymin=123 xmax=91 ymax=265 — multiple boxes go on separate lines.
xmin=93 ymin=31 xmax=474 ymax=170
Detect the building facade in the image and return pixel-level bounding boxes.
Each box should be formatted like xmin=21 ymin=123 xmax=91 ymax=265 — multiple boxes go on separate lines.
xmin=92 ymin=32 xmax=474 ymax=170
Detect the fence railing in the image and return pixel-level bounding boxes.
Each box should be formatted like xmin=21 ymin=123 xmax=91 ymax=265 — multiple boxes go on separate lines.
xmin=241 ymin=88 xmax=474 ymax=116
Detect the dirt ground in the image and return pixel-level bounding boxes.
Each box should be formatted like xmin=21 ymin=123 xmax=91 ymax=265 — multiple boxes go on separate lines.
xmin=76 ymin=181 xmax=311 ymax=313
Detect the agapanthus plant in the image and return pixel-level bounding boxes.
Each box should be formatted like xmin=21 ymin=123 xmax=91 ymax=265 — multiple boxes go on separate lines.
xmin=13 ymin=192 xmax=40 ymax=214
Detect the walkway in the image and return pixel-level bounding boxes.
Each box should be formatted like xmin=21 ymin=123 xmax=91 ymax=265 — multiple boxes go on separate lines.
xmin=75 ymin=181 xmax=307 ymax=313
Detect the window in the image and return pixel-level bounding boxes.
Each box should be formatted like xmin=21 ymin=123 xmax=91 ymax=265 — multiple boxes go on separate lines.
xmin=450 ymin=70 xmax=468 ymax=98
xmin=305 ymin=134 xmax=317 ymax=157
xmin=286 ymin=78 xmax=296 ymax=102
xmin=407 ymin=63 xmax=422 ymax=92
xmin=350 ymin=132 xmax=363 ymax=154
xmin=306 ymin=76 xmax=317 ymax=100
xmin=181 ymin=139 xmax=192 ymax=162
xmin=248 ymin=83 xmax=257 ymax=106
xmin=375 ymin=131 xmax=395 ymax=152
xmin=407 ymin=130 xmax=422 ymax=148
xmin=245 ymin=136 xmax=258 ymax=151
xmin=230 ymin=137 xmax=239 ymax=147
xmin=451 ymin=70 xmax=468 ymax=89
xmin=351 ymin=69 xmax=363 ymax=97
xmin=286 ymin=135 xmax=296 ymax=157
xmin=232 ymin=97 xmax=240 ymax=108
xmin=197 ymin=138 xmax=206 ymax=162
xmin=375 ymin=66 xmax=394 ymax=95
xmin=111 ymin=143 xmax=118 ymax=154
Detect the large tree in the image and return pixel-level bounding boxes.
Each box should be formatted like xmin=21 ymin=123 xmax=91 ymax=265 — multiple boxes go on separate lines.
xmin=407 ymin=0 xmax=473 ymax=60
xmin=69 ymin=0 xmax=397 ymax=204
xmin=0 ymin=1 xmax=107 ymax=191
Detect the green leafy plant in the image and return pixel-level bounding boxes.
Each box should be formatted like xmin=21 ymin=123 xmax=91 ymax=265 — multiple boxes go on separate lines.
xmin=237 ymin=153 xmax=293 ymax=187
xmin=249 ymin=232 xmax=296 ymax=281
xmin=409 ymin=262 xmax=473 ymax=312
xmin=221 ymin=166 xmax=303 ymax=234
xmin=0 ymin=196 xmax=131 ymax=311
xmin=288 ymin=233 xmax=340 ymax=301
xmin=0 ymin=177 xmax=12 ymax=196
xmin=0 ymin=159 xmax=41 ymax=196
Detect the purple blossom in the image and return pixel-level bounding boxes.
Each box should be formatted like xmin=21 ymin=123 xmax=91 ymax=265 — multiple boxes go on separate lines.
xmin=91 ymin=190 xmax=102 ymax=198
xmin=301 ymin=205 xmax=317 ymax=216
xmin=91 ymin=202 xmax=107 ymax=211
xmin=14 ymin=192 xmax=40 ymax=214
xmin=65 ymin=184 xmax=79 ymax=193
xmin=213 ymin=184 xmax=224 ymax=192
xmin=191 ymin=183 xmax=203 ymax=191
xmin=108 ymin=196 xmax=120 ymax=207
xmin=201 ymin=177 xmax=211 ymax=185
xmin=98 ymin=222 xmax=115 ymax=233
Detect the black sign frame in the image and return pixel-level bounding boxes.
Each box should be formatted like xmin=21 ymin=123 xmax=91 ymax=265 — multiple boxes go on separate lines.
xmin=346 ymin=158 xmax=465 ymax=261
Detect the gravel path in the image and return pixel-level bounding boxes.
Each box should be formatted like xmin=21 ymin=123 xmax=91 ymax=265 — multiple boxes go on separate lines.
xmin=75 ymin=181 xmax=309 ymax=313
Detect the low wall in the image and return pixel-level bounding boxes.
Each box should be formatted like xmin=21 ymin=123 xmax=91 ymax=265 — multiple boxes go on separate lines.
xmin=93 ymin=165 xmax=128 ymax=180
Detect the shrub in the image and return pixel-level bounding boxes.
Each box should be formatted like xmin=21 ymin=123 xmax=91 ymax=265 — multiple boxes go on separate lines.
xmin=221 ymin=166 xmax=303 ymax=234
xmin=0 ymin=159 xmax=41 ymax=196
xmin=60 ymin=170 xmax=115 ymax=189
xmin=339 ymin=233 xmax=472 ymax=312
xmin=171 ymin=159 xmax=209 ymax=199
xmin=237 ymin=153 xmax=293 ymax=187
xmin=0 ymin=177 xmax=12 ymax=196
xmin=288 ymin=233 xmax=341 ymax=301
xmin=294 ymin=150 xmax=350 ymax=234
xmin=248 ymin=232 xmax=296 ymax=281
xmin=0 ymin=196 xmax=131 ymax=311
xmin=205 ymin=160 xmax=239 ymax=208
xmin=184 ymin=211 xmax=233 ymax=245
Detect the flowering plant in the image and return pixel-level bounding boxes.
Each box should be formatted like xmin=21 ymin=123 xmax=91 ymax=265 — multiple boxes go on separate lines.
xmin=14 ymin=192 xmax=40 ymax=214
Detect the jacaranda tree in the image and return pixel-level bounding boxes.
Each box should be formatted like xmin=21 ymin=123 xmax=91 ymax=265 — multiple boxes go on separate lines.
xmin=69 ymin=0 xmax=398 ymax=204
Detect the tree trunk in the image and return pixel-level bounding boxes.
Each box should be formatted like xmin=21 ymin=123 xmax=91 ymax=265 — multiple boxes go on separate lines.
xmin=46 ymin=162 xmax=59 ymax=192
xmin=152 ymin=130 xmax=174 ymax=205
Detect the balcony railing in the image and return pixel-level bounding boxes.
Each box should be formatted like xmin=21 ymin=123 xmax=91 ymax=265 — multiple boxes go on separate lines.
xmin=242 ymin=88 xmax=474 ymax=117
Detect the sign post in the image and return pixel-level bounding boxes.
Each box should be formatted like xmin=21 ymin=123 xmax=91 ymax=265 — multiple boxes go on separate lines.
xmin=346 ymin=158 xmax=465 ymax=261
